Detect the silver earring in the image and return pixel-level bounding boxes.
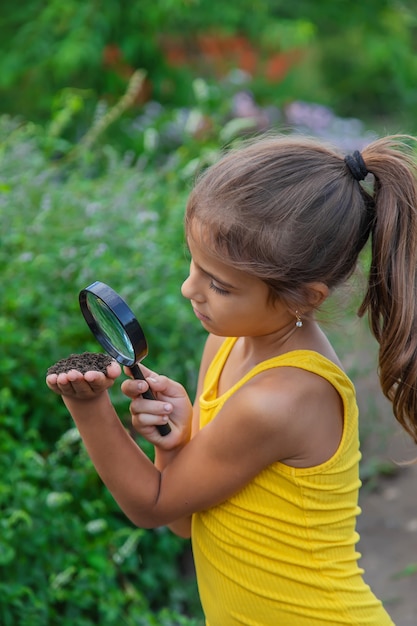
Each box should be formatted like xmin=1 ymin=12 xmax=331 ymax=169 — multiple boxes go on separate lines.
xmin=295 ymin=311 xmax=303 ymax=328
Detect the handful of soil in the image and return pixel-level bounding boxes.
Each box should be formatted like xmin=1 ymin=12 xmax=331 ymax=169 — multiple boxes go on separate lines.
xmin=47 ymin=352 xmax=114 ymax=376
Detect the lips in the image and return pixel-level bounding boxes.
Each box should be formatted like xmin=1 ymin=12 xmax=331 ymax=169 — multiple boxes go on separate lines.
xmin=193 ymin=307 xmax=210 ymax=322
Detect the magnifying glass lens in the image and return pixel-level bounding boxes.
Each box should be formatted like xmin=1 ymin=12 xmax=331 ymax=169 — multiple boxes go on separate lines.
xmin=79 ymin=281 xmax=171 ymax=436
xmin=86 ymin=293 xmax=135 ymax=363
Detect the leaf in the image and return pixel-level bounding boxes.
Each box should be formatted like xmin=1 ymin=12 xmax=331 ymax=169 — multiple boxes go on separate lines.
xmin=392 ymin=563 xmax=417 ymax=579
xmin=219 ymin=116 xmax=258 ymax=143
xmin=0 ymin=542 xmax=16 ymax=566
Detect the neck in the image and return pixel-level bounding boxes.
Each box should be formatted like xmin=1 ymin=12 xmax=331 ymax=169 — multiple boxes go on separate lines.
xmin=239 ymin=318 xmax=310 ymax=362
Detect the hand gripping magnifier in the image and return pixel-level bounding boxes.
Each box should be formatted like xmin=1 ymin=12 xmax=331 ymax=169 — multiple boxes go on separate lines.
xmin=79 ymin=281 xmax=171 ymax=436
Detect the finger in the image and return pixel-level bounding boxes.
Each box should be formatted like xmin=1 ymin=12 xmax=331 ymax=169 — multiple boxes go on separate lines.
xmin=106 ymin=360 xmax=122 ymax=379
xmin=83 ymin=361 xmax=121 ymax=382
xmin=46 ymin=372 xmax=64 ymax=395
xmin=54 ymin=370 xmax=110 ymax=397
xmin=60 ymin=369 xmax=97 ymax=393
xmin=123 ymin=365 xmax=135 ymax=378
xmin=46 ymin=372 xmax=58 ymax=387
xmin=136 ymin=364 xmax=157 ymax=379
xmin=129 ymin=395 xmax=173 ymax=418
xmin=123 ymin=364 xmax=158 ymax=381
xmin=46 ymin=370 xmax=92 ymax=395
xmin=47 ymin=361 xmax=121 ymax=387
xmin=144 ymin=373 xmax=185 ymax=400
xmin=121 ymin=378 xmax=150 ymax=398
xmin=131 ymin=410 xmax=170 ymax=432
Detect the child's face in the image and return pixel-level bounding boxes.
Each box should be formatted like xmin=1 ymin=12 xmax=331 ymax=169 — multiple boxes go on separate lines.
xmin=181 ymin=233 xmax=293 ymax=338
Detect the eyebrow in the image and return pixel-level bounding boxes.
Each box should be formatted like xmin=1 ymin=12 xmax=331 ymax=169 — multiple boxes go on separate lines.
xmin=194 ymin=260 xmax=238 ymax=290
xmin=185 ymin=238 xmax=240 ymax=290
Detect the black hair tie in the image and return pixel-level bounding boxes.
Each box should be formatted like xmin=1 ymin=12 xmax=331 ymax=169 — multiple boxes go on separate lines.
xmin=344 ymin=150 xmax=369 ymax=181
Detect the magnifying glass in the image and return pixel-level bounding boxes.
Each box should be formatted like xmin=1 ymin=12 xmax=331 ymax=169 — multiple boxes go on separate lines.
xmin=79 ymin=281 xmax=171 ymax=436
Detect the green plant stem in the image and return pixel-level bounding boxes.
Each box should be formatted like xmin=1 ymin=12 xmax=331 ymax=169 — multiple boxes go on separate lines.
xmin=70 ymin=70 xmax=146 ymax=158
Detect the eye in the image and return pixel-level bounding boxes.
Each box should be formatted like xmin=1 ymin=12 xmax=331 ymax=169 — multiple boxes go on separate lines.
xmin=209 ymin=281 xmax=230 ymax=296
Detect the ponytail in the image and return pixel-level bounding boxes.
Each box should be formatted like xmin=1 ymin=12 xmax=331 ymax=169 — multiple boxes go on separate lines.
xmin=358 ymin=136 xmax=417 ymax=444
xmin=186 ymin=132 xmax=417 ymax=444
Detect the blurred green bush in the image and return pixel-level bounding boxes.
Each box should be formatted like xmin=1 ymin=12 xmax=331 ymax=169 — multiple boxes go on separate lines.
xmin=0 ymin=112 xmax=213 ymax=440
xmin=0 ymin=426 xmax=202 ymax=625
xmin=1 ymin=0 xmax=416 ymax=135
xmin=0 ymin=111 xmax=214 ymax=623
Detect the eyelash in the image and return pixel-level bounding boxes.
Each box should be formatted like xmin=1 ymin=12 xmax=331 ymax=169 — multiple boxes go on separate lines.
xmin=209 ymin=281 xmax=230 ymax=296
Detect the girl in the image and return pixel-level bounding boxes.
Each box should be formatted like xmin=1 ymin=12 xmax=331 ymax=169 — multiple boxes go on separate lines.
xmin=47 ymin=134 xmax=417 ymax=625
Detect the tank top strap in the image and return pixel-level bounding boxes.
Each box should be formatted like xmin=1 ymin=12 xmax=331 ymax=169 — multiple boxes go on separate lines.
xmin=202 ymin=337 xmax=355 ymax=409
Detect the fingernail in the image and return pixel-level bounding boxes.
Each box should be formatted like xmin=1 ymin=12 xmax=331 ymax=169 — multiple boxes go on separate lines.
xmin=138 ymin=381 xmax=145 ymax=391
xmin=163 ymin=403 xmax=172 ymax=412
xmin=148 ymin=376 xmax=157 ymax=383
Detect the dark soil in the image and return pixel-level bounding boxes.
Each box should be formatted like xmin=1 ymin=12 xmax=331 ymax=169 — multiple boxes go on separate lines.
xmin=47 ymin=352 xmax=113 ymax=375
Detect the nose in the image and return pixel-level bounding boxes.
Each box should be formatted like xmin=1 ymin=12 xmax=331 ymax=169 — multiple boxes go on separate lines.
xmin=181 ymin=262 xmax=204 ymax=302
xmin=181 ymin=273 xmax=194 ymax=301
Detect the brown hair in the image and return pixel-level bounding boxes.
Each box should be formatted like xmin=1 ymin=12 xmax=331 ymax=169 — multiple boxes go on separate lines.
xmin=185 ymin=134 xmax=417 ymax=444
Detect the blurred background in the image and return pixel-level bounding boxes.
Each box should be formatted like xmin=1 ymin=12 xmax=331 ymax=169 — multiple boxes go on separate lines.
xmin=1 ymin=1 xmax=416 ymax=624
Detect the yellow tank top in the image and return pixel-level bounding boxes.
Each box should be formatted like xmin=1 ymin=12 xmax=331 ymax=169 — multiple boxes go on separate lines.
xmin=191 ymin=337 xmax=394 ymax=626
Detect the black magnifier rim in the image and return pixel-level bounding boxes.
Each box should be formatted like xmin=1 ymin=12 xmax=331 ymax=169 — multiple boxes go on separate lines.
xmin=79 ymin=281 xmax=147 ymax=367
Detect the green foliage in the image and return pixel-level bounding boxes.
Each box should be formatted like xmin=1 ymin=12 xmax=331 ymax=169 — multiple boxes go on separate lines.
xmin=0 ymin=112 xmax=211 ymax=442
xmin=0 ymin=66 xmax=267 ymax=618
xmin=1 ymin=0 xmax=417 ymax=132
xmin=0 ymin=426 xmax=202 ymax=624
xmin=0 ymin=0 xmax=206 ymax=119
xmin=0 ymin=113 xmax=213 ymax=623
xmin=315 ymin=2 xmax=417 ymax=120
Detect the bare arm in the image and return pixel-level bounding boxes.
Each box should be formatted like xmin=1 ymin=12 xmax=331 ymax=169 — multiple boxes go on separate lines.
xmin=134 ymin=334 xmax=224 ymax=537
xmin=46 ymin=352 xmax=343 ymax=529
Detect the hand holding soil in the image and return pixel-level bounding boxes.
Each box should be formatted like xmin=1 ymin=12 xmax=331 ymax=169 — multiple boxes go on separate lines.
xmin=47 ymin=352 xmax=114 ymax=376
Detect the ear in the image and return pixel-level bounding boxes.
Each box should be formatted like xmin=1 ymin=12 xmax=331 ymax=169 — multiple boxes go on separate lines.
xmin=305 ymin=282 xmax=329 ymax=309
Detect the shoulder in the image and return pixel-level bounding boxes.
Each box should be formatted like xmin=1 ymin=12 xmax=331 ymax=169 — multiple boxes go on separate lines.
xmin=216 ymin=364 xmax=343 ymax=467
xmin=238 ymin=362 xmax=336 ymax=413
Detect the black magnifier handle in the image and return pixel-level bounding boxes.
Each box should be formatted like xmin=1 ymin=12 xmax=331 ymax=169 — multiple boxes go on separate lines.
xmin=79 ymin=281 xmax=171 ymax=437
xmin=129 ymin=364 xmax=171 ymax=437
